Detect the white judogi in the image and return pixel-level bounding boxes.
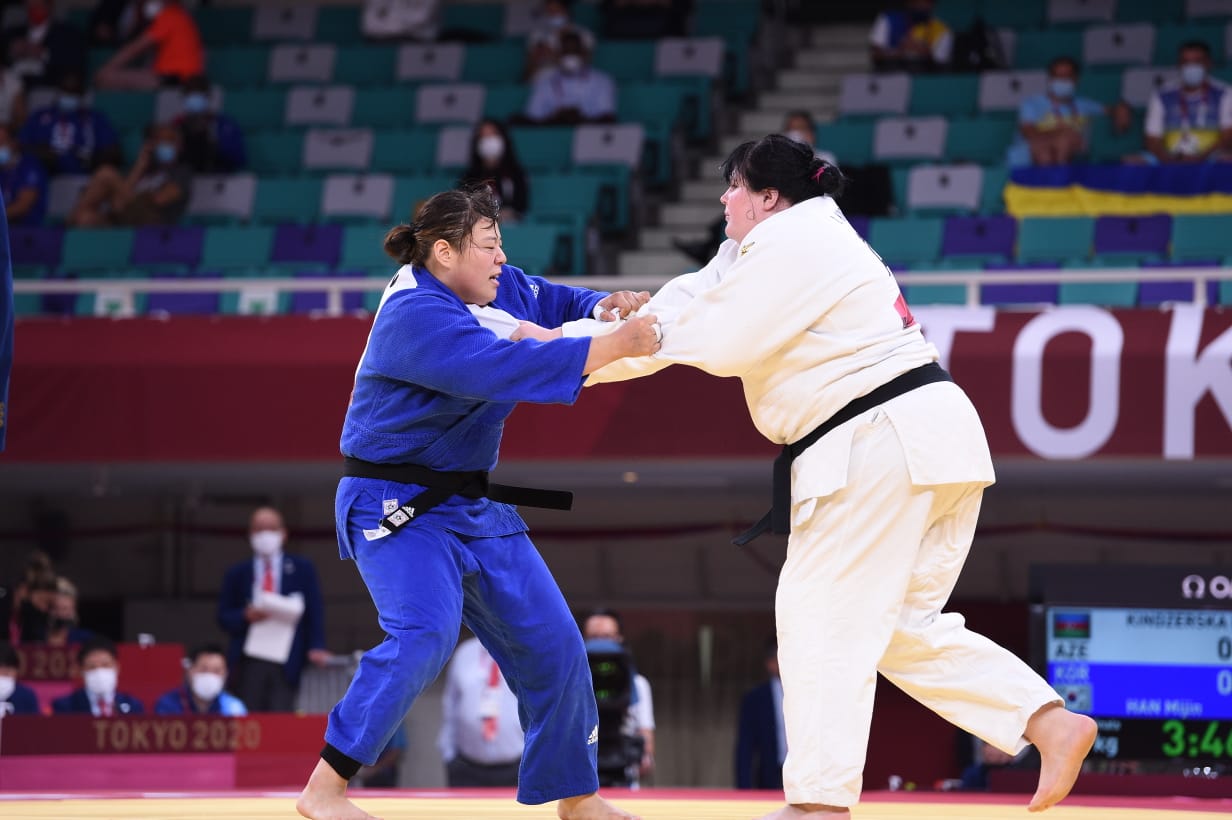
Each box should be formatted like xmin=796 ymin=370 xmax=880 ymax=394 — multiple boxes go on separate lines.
xmin=589 ymin=196 xmax=1060 ymax=807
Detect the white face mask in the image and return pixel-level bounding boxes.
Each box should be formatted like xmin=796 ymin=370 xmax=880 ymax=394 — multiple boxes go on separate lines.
xmin=477 ymin=134 xmax=504 ymax=161
xmin=250 ymin=530 xmax=283 ymax=556
xmin=190 ymin=672 xmax=225 ymax=702
xmin=559 ymin=54 xmax=584 ymax=74
xmin=144 ymin=1 xmax=163 ymax=18
xmin=0 ymin=675 xmax=15 ymax=701
xmin=84 ymin=667 xmax=118 ymax=699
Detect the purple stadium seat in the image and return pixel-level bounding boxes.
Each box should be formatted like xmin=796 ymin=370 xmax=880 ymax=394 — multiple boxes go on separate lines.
xmin=1138 ymin=259 xmax=1220 ymax=306
xmin=941 ymin=216 xmax=1016 ymax=261
xmin=1093 ymin=215 xmax=1171 ymax=258
xmin=145 ymin=271 xmax=221 ymax=315
xmin=289 ymin=268 xmax=365 ymax=314
xmin=131 ymin=226 xmax=205 ymax=268
xmin=272 ymin=224 xmax=343 ymax=267
xmin=10 ymin=226 xmax=64 ymax=268
xmin=981 ymin=262 xmax=1060 ymax=305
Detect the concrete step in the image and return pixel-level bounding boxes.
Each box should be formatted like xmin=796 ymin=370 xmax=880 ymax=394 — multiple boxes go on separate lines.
xmin=758 ymin=90 xmax=840 ymax=112
xmin=681 ymin=179 xmax=726 ymax=202
xmin=796 ymin=50 xmax=870 ymax=71
xmin=660 ymin=202 xmax=722 ymax=227
xmin=618 ymin=248 xmax=697 ymax=278
xmin=777 ymin=69 xmax=842 ymax=91
xmin=640 ymin=226 xmax=712 ymax=251
xmin=809 ymin=25 xmax=871 ymax=48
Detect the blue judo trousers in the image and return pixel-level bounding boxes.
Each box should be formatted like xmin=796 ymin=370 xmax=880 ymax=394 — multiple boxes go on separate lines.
xmin=324 ymin=263 xmax=607 ymax=804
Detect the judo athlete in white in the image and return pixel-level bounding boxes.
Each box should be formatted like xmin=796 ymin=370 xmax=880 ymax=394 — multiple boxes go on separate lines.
xmin=296 ymin=187 xmax=660 ymax=820
xmin=588 ymin=135 xmax=1097 ymax=818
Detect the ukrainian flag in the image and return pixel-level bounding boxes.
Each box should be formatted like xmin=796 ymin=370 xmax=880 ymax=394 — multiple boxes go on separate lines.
xmin=1004 ymin=163 xmax=1232 ymax=218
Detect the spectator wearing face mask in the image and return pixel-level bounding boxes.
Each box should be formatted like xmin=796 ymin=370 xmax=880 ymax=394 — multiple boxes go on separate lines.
xmin=1137 ymin=40 xmax=1232 ymax=164
xmin=0 ymin=123 xmax=46 ymax=225
xmin=67 ymin=121 xmax=192 ymax=226
xmin=458 ymin=118 xmax=529 ymax=222
xmin=18 ymin=69 xmax=122 ymax=176
xmin=1008 ymin=56 xmax=1130 ymax=167
xmin=0 ymin=640 xmax=41 ymax=715
xmin=94 ymin=0 xmax=204 ymax=91
xmin=524 ymin=0 xmax=594 ymax=81
xmin=52 ymin=636 xmax=145 ymax=716
xmin=521 ymin=27 xmax=616 ymax=125
xmin=154 ymin=643 xmax=248 ymax=716
xmin=217 ymin=506 xmax=330 ymax=713
xmin=173 ymin=74 xmax=246 ymax=173
xmin=869 ymin=0 xmax=953 ymax=73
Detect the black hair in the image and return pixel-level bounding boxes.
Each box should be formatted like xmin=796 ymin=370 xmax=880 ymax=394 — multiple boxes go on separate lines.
xmin=78 ymin=635 xmax=118 ymax=665
xmin=0 ymin=641 xmax=18 ymax=669
xmin=187 ymin=643 xmax=226 ymax=665
xmin=1047 ymin=56 xmax=1079 ymax=75
xmin=720 ymin=133 xmax=848 ymax=205
xmin=383 ymin=185 xmax=502 ymax=266
xmin=1179 ymin=40 xmax=1212 ymax=59
xmin=582 ymin=607 xmax=624 ymax=635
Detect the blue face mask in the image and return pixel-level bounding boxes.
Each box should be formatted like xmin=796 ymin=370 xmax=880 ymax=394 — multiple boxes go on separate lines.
xmin=58 ymin=95 xmax=80 ymax=113
xmin=155 ymin=142 xmax=176 ymax=164
xmin=1048 ymin=78 xmax=1075 ymax=99
xmin=182 ymin=93 xmax=209 ymax=115
xmin=1181 ymin=63 xmax=1207 ymax=88
xmin=0 ymin=147 xmax=11 ymax=166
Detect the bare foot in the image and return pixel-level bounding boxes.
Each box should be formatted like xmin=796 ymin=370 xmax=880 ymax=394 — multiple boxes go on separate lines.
xmin=297 ymin=759 xmax=382 ymax=820
xmin=755 ymin=804 xmax=850 ymax=820
xmin=557 ymin=792 xmax=640 ymax=820
xmin=1024 ymin=704 xmax=1098 ymax=812
xmin=511 ymin=320 xmax=562 ymax=342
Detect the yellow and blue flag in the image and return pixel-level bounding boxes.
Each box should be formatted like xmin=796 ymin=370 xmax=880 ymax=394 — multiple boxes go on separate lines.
xmin=1005 ymin=164 xmax=1232 ymax=218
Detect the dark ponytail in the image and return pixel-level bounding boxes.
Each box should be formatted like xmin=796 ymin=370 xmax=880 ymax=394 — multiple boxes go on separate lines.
xmin=720 ymin=133 xmax=848 ymax=205
xmin=382 ymin=185 xmax=502 ymax=267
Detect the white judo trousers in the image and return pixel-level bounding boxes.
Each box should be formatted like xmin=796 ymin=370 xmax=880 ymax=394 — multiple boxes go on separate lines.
xmin=777 ymin=394 xmax=1061 ymax=807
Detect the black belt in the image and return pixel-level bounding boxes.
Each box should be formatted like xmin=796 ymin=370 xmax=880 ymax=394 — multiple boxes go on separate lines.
xmin=733 ymin=363 xmax=953 ymax=546
xmin=344 ymin=457 xmax=573 ymax=534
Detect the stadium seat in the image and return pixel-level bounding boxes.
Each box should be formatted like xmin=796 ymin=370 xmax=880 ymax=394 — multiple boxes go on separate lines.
xmin=224 ymin=88 xmax=286 ymax=130
xmin=10 ymin=226 xmax=64 ymax=269
xmin=1138 ymin=260 xmax=1221 ymax=306
xmin=1171 ymin=214 xmax=1232 ymax=261
xmin=1077 ymin=66 xmax=1123 ymax=104
xmin=62 ymin=228 xmax=134 ymax=273
xmin=397 ymin=43 xmax=466 ymax=82
xmin=867 ymin=217 xmax=944 ymax=267
xmin=501 ymin=221 xmax=561 ymax=276
xmin=1017 ymin=217 xmax=1094 ymax=264
xmin=200 ymin=226 xmax=275 ymax=270
xmin=1083 ymin=23 xmax=1156 ymax=66
xmin=248 ymin=131 xmax=307 ymax=175
xmin=1115 ymin=0 xmax=1182 ymax=23
xmin=92 ymin=91 xmax=154 ymax=131
xmin=910 ymin=74 xmax=978 ymax=117
xmin=272 ymin=224 xmax=343 ymax=267
xmin=573 ymin=124 xmax=644 ymax=169
xmin=839 ymin=73 xmax=911 ymax=117
xmin=1120 ymin=66 xmax=1178 ymax=108
xmin=415 ymin=83 xmax=486 ymax=124
xmin=592 ymin=41 xmax=658 ymax=83
xmin=980 ymin=0 xmax=1046 ymax=28
xmin=285 ymin=86 xmax=356 ymax=127
xmin=981 ymin=263 xmax=1061 ymax=305
xmin=268 ymin=44 xmax=337 ymax=84
xmin=654 ymin=37 xmax=724 ymax=78
xmin=1048 ymin=0 xmax=1115 ymax=24
xmin=511 ymin=126 xmax=575 ymax=172
xmin=253 ymin=177 xmax=324 ymax=224
xmin=440 ymin=2 xmax=505 ymax=41
xmin=873 ymin=116 xmax=947 ymax=162
xmin=352 ymin=86 xmax=419 ymax=129
xmin=219 ymin=275 xmax=292 ymax=316
xmin=131 ymin=226 xmax=205 ymax=269
xmin=482 ymin=84 xmax=530 ymax=122
xmin=1154 ymin=22 xmax=1226 ymax=64
xmin=334 ymin=45 xmax=398 ymax=85
xmin=391 ymin=174 xmax=457 ymax=223
xmin=253 ymin=5 xmax=316 ymax=41
xmin=320 ymin=174 xmax=396 ymax=222
xmin=340 ymin=224 xmax=397 ymax=273
xmin=435 ymin=125 xmax=473 ymax=170
xmin=941 ymin=215 xmax=1017 ymax=264
xmin=906 ymin=165 xmax=983 ymax=212
xmin=46 ymin=175 xmax=88 ymax=224
xmin=205 ymin=47 xmax=268 ymax=87
xmin=289 ymin=269 xmax=367 ymax=315
xmin=980 ymin=165 xmax=1009 ymax=213
xmin=146 ymin=270 xmax=223 ymax=315
xmin=303 ymin=128 xmax=375 ymax=171
xmin=815 ymin=121 xmax=875 ymax=166
xmin=459 ymin=43 xmax=525 ymax=84
xmin=1058 ymin=260 xmax=1138 ymax=307
xmin=371 ymin=128 xmax=440 ymax=174
xmin=316 ymin=5 xmax=363 ymax=44
xmin=197 ymin=7 xmax=253 ymax=47
xmin=187 ymin=174 xmax=257 ymax=224
xmin=945 ymin=117 xmax=1018 ymax=164
xmin=1011 ymin=29 xmax=1084 ymax=68
xmin=1093 ymin=214 xmax=1171 ymax=263
xmin=1186 ymin=0 xmax=1232 ymax=18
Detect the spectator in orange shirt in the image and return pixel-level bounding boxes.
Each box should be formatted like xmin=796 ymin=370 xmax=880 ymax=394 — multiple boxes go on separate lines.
xmin=93 ymin=0 xmax=203 ymax=91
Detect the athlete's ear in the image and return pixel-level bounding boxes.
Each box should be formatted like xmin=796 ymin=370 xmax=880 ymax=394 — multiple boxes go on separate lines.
xmin=763 ymin=189 xmax=781 ymax=211
xmin=432 ymin=238 xmax=453 ymax=268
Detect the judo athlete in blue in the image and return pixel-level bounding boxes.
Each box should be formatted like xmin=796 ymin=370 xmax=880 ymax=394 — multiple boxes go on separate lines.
xmin=296 ymin=187 xmax=660 ymax=820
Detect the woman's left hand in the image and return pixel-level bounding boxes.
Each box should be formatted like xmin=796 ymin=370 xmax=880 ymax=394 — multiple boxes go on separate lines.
xmin=596 ymin=290 xmax=650 ymax=321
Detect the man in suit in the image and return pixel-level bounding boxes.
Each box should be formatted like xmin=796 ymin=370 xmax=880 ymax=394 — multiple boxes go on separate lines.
xmin=0 ymin=640 xmax=42 ymax=715
xmin=218 ymin=506 xmax=330 ymax=712
xmin=51 ymin=636 xmax=144 ymax=715
xmin=735 ymin=637 xmax=784 ymax=790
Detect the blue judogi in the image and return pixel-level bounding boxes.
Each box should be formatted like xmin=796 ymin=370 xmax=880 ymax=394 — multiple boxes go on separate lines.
xmin=326 ymin=263 xmax=606 ymax=805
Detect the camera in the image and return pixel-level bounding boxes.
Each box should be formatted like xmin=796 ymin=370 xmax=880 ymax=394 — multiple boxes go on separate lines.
xmin=584 ymin=638 xmax=645 ymax=787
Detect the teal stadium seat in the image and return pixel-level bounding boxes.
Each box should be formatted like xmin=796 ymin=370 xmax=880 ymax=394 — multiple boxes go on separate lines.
xmin=936 ymin=0 xmax=978 ymax=30
xmin=200 ymin=226 xmax=275 ymax=271
xmin=1012 ymin=30 xmax=1084 ymax=69
xmin=440 ymin=3 xmax=505 ymax=42
xmin=316 ymin=6 xmax=364 ymax=44
xmin=693 ymin=0 xmax=759 ymax=96
xmin=92 ymin=91 xmax=154 ymax=132
xmin=1059 ymin=260 xmax=1138 ymax=306
xmin=206 ymin=47 xmax=269 ymax=88
xmin=391 ymin=174 xmax=458 ymax=223
xmin=334 ymin=45 xmax=398 ymax=86
xmin=1154 ymin=23 xmax=1226 ymax=64
xmin=253 ymin=178 xmax=324 ymax=224
xmin=247 ymin=131 xmax=305 ymax=175
xmin=510 ymin=127 xmax=574 ymax=173
xmin=868 ymin=217 xmax=945 ymax=267
xmin=483 ymin=85 xmax=531 ymax=122
xmin=340 ymin=224 xmax=397 ymax=275
xmin=909 ymin=74 xmax=979 ymax=117
xmin=1077 ymin=67 xmax=1123 ymax=106
xmin=461 ymin=43 xmax=527 ymax=84
xmin=1087 ymin=110 xmax=1144 ymax=163
xmin=945 ymin=116 xmax=1018 ymax=163
xmin=592 ymin=41 xmax=658 ymax=83
xmin=1016 ymin=217 xmax=1094 ymax=264
xmin=353 ymin=86 xmax=418 ymax=128
xmin=978 ymin=0 xmax=1045 ymax=28
xmin=197 ymin=7 xmax=254 ymax=47
xmin=980 ymin=165 xmax=1009 ymax=214
xmin=1115 ymin=0 xmax=1182 ymax=23
xmin=370 ymin=129 xmax=440 ymax=174
xmin=500 ymin=221 xmax=561 ymax=277
xmin=62 ymin=228 xmax=134 ymax=275
xmin=1171 ymin=215 xmax=1232 ymax=262
xmin=225 ymin=88 xmax=290 ymax=131
xmin=815 ymin=121 xmax=875 ymax=166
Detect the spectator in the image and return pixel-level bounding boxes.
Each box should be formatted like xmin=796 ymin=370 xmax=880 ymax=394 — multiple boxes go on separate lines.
xmin=0 ymin=61 xmax=27 ymax=128
xmin=457 ymin=118 xmax=529 ymax=222
xmin=357 ymin=722 xmax=407 ymax=787
xmin=1138 ymin=40 xmax=1232 ymax=164
xmin=174 ymin=74 xmax=246 ymax=173
xmin=2 ymin=0 xmax=87 ymax=89
xmin=52 ymin=636 xmax=144 ymax=715
xmin=361 ymin=0 xmax=441 ymax=42
xmin=0 ymin=640 xmax=41 ymax=715
xmin=67 ymin=121 xmax=192 ymax=227
xmin=0 ymin=125 xmax=44 ymax=226
xmin=436 ymin=636 xmax=524 ymax=787
xmin=87 ymin=0 xmax=145 ymax=48
xmin=217 ymin=506 xmax=330 ymax=713
xmin=581 ymin=609 xmax=655 ymax=785
xmin=154 ymin=643 xmax=248 ymax=716
xmin=19 ymin=69 xmax=122 ymax=176
xmin=869 ymin=0 xmax=953 ymax=73
xmin=45 ymin=577 xmax=93 ymax=647
xmin=94 ymin=0 xmax=204 ymax=91
xmin=1008 ymin=56 xmax=1130 ymax=167
xmin=735 ymin=637 xmax=784 ymax=790
xmin=524 ymin=1 xmax=594 ymax=80
xmin=9 ymin=550 xmax=56 ymax=644
xmin=600 ymin=0 xmax=690 ymax=40
xmin=522 ymin=27 xmax=616 ymax=125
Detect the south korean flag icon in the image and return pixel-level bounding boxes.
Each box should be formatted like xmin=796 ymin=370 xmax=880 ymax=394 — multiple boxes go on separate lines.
xmin=1054 ymin=684 xmax=1092 ymax=714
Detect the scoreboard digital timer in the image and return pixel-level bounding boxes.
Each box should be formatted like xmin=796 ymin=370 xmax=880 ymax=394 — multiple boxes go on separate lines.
xmin=1030 ymin=564 xmax=1232 ymax=764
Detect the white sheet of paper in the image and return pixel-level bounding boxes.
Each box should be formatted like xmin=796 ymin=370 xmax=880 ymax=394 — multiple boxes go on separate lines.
xmin=242 ymin=591 xmax=305 ymax=664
